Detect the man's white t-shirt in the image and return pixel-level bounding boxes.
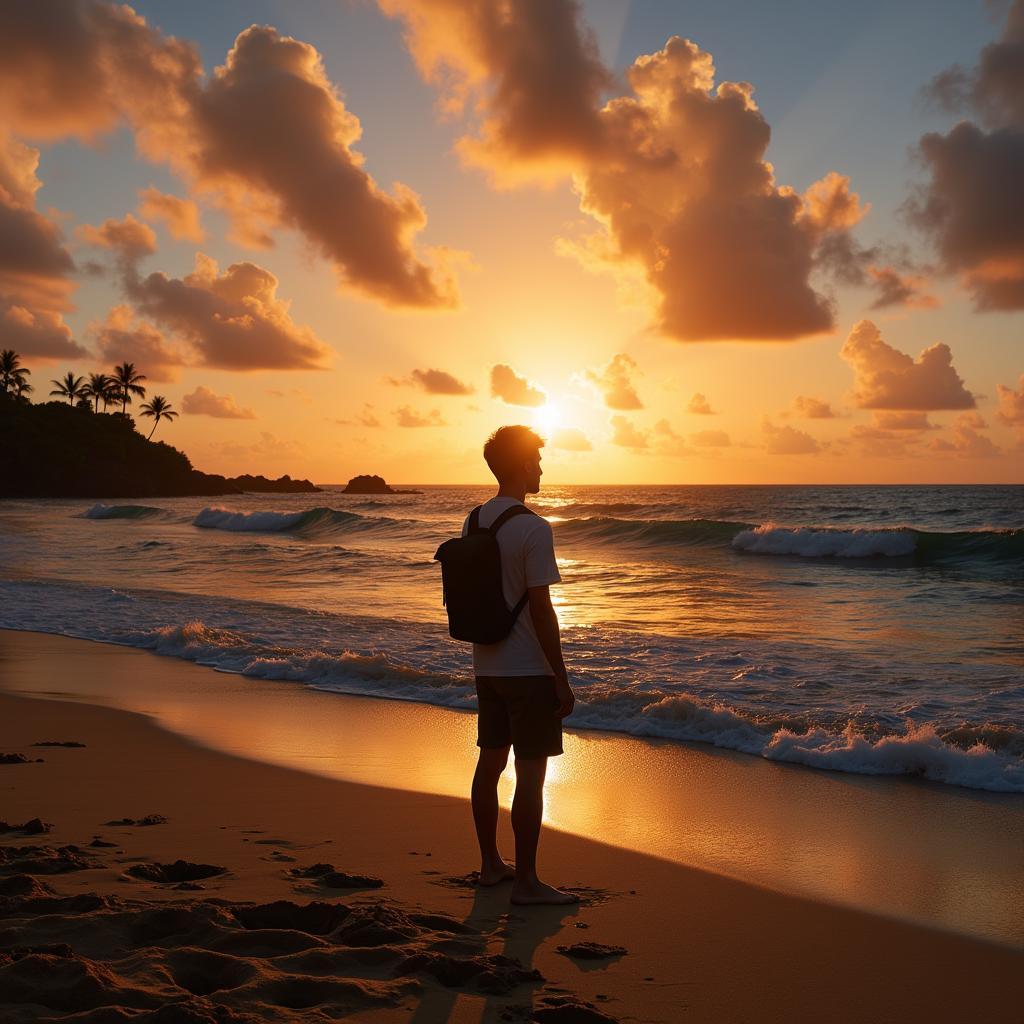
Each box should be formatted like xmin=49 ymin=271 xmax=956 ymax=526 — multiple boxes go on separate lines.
xmin=461 ymin=497 xmax=561 ymax=677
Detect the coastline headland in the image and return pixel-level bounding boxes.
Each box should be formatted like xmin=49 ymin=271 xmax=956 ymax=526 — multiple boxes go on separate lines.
xmin=0 ymin=399 xmax=319 ymax=498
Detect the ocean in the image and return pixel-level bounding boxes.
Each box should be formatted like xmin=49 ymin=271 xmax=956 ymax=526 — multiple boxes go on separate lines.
xmin=1 ymin=484 xmax=1021 ymax=793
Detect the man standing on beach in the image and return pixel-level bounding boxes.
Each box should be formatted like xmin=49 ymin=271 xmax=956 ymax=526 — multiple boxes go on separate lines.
xmin=464 ymin=426 xmax=577 ymax=905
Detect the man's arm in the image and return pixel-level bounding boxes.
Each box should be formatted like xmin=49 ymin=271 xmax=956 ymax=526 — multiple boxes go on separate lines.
xmin=528 ymin=585 xmax=574 ymax=718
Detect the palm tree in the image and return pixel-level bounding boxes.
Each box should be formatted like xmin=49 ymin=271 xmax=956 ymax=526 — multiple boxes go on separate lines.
xmin=139 ymin=395 xmax=178 ymax=439
xmin=83 ymin=372 xmax=115 ymax=412
xmin=1 ymin=350 xmax=31 ymax=398
xmin=49 ymin=371 xmax=87 ymax=406
xmin=111 ymin=361 xmax=147 ymax=415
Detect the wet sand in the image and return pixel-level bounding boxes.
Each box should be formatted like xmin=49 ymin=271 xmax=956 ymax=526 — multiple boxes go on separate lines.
xmin=0 ymin=633 xmax=1021 ymax=1022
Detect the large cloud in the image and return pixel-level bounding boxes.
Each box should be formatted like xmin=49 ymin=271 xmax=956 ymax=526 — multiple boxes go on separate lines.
xmin=908 ymin=1 xmax=1024 ymax=309
xmin=385 ymin=5 xmax=877 ymax=340
xmin=379 ymin=0 xmax=609 ymax=183
xmin=0 ymin=135 xmax=76 ymax=314
xmin=90 ymin=304 xmax=185 ymax=381
xmin=182 ymin=385 xmax=255 ymax=419
xmin=189 ymin=26 xmax=457 ymax=307
xmin=585 ymin=353 xmax=642 ymax=410
xmin=127 ymin=252 xmax=331 ymax=372
xmin=490 ymin=364 xmax=546 ymax=406
xmin=0 ymin=4 xmax=457 ymax=310
xmin=840 ymin=320 xmax=975 ymax=411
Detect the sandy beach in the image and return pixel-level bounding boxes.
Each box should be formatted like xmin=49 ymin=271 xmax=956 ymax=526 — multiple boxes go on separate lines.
xmin=0 ymin=631 xmax=1020 ymax=1023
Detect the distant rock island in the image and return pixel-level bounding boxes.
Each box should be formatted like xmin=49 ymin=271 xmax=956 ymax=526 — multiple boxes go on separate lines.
xmin=0 ymin=400 xmax=320 ymax=499
xmin=342 ymin=474 xmax=420 ymax=495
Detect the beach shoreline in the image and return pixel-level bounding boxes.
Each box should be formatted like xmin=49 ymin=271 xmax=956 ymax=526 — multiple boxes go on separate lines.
xmin=1 ymin=629 xmax=1021 ymax=949
xmin=0 ymin=632 xmax=1022 ymax=1022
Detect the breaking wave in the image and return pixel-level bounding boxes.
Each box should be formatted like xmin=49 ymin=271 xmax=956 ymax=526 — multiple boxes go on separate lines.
xmin=192 ymin=505 xmax=405 ymax=539
xmin=551 ymin=514 xmax=1022 ymax=563
xmin=83 ymin=504 xmax=167 ymax=520
xmin=130 ymin=619 xmax=1024 ymax=793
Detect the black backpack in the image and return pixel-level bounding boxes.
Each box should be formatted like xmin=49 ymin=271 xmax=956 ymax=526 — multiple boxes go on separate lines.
xmin=434 ymin=504 xmax=537 ymax=644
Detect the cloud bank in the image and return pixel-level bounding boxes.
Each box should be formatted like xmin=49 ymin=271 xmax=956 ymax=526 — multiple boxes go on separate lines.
xmin=840 ymin=320 xmax=974 ymax=411
xmin=182 ymin=385 xmax=256 ymax=419
xmin=490 ymin=364 xmax=546 ymax=406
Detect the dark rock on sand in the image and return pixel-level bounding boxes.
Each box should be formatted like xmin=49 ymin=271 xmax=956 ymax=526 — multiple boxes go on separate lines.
xmin=0 ymin=874 xmax=56 ymax=899
xmin=0 ymin=753 xmax=37 ymax=764
xmin=0 ymin=817 xmax=53 ymax=835
xmin=127 ymin=861 xmax=227 ymax=884
xmin=0 ymin=844 xmax=92 ymax=873
xmin=103 ymin=813 xmax=168 ymax=826
xmin=32 ymin=740 xmax=87 ymax=747
xmin=556 ymin=942 xmax=628 ymax=960
xmin=289 ymin=862 xmax=383 ymax=889
xmin=90 ymin=837 xmax=118 ymax=847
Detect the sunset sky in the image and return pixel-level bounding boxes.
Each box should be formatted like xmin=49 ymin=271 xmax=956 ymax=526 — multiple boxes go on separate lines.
xmin=2 ymin=0 xmax=1022 ymax=483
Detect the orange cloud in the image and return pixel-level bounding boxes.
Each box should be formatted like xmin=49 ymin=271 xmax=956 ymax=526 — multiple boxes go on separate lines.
xmin=791 ymin=395 xmax=834 ymax=419
xmin=0 ymin=5 xmax=457 ymax=311
xmin=77 ymin=214 xmax=157 ymax=264
xmin=691 ymin=430 xmax=731 ymax=448
xmin=841 ymin=320 xmax=975 ymax=411
xmin=190 ymin=26 xmax=457 ymax=308
xmin=929 ymin=418 xmax=1000 ymax=458
xmin=610 ymin=415 xmax=649 ymax=449
xmin=570 ymin=38 xmax=844 ymax=341
xmin=866 ymin=266 xmax=938 ymax=311
xmin=652 ymin=419 xmax=694 ymax=457
xmin=128 ymin=253 xmax=332 ymax=372
xmin=0 ymin=135 xmax=76 ymax=314
xmin=490 ymin=364 xmax=546 ymax=407
xmin=872 ymin=411 xmax=936 ymax=431
xmin=379 ymin=0 xmax=609 ymax=184
xmin=549 ymin=426 xmax=592 ymax=451
xmin=996 ymin=374 xmax=1024 ymax=425
xmin=763 ymin=420 xmax=821 ymax=455
xmin=0 ymin=301 xmax=84 ymax=360
xmin=687 ymin=393 xmax=714 ymax=415
xmin=910 ymin=2 xmax=1024 ymax=309
xmin=138 ymin=188 xmax=205 ymax=242
xmin=394 ymin=405 xmax=445 ymax=427
xmin=585 ymin=353 xmax=643 ymax=410
xmin=407 ymin=368 xmax=474 ymax=395
xmin=90 ymin=304 xmax=185 ymax=382
xmin=182 ymin=385 xmax=256 ymax=419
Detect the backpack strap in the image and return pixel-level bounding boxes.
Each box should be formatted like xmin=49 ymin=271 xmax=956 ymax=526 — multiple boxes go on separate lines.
xmin=467 ymin=505 xmax=484 ymax=534
xmin=488 ymin=504 xmax=537 ymax=535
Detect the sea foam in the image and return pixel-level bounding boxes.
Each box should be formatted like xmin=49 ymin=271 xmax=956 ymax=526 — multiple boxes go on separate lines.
xmin=134 ymin=619 xmax=1024 ymax=793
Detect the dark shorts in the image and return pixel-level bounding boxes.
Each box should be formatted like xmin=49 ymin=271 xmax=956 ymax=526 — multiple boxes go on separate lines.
xmin=475 ymin=675 xmax=563 ymax=759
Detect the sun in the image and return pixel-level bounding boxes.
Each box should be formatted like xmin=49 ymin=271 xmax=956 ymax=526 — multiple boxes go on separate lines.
xmin=533 ymin=402 xmax=563 ymax=436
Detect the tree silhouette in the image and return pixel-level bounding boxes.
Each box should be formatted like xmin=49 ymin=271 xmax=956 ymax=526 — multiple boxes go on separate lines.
xmin=49 ymin=371 xmax=87 ymax=406
xmin=111 ymin=362 xmax=147 ymax=415
xmin=83 ymin=373 xmax=116 ymax=412
xmin=1 ymin=350 xmax=32 ymax=399
xmin=139 ymin=395 xmax=178 ymax=439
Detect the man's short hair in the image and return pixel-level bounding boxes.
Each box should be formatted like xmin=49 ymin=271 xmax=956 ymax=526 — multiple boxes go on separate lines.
xmin=483 ymin=425 xmax=544 ymax=481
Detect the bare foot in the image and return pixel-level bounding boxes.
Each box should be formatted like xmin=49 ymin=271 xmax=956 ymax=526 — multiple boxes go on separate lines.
xmin=478 ymin=859 xmax=516 ymax=886
xmin=510 ymin=880 xmax=580 ymax=905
